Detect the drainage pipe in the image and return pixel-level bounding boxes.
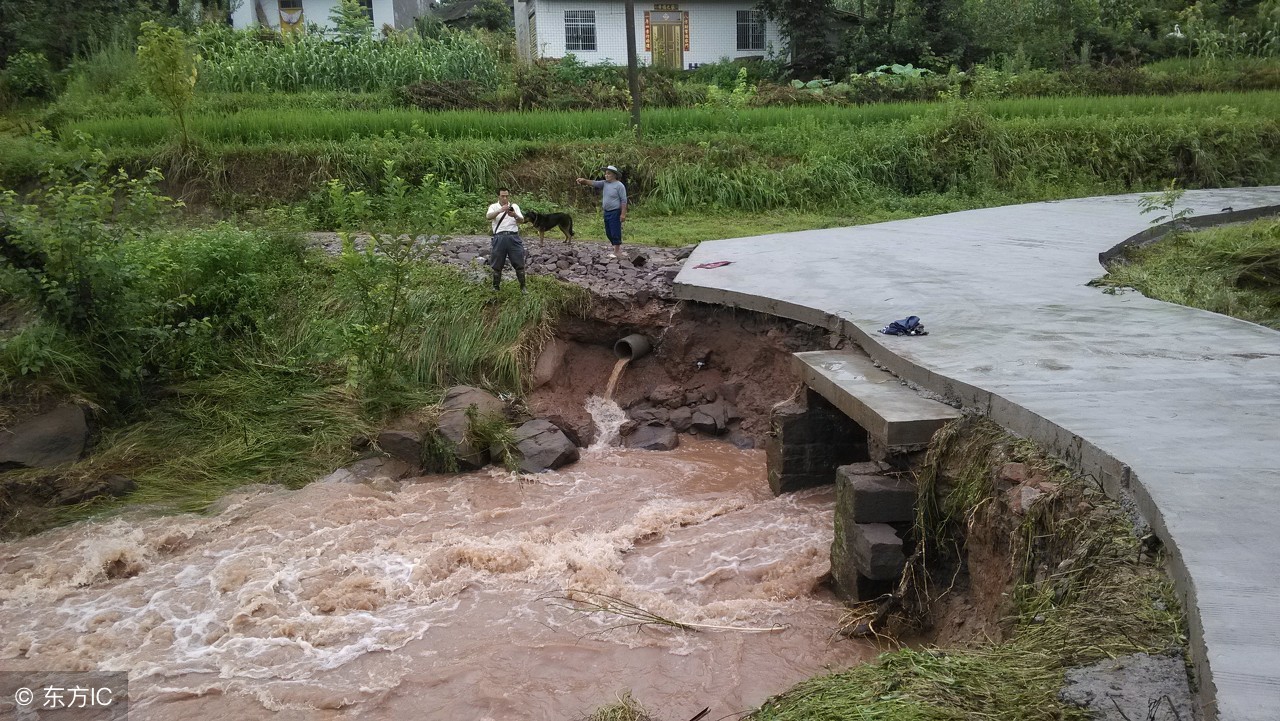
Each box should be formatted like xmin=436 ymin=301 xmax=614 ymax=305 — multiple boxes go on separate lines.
xmin=613 ymin=334 xmax=652 ymax=360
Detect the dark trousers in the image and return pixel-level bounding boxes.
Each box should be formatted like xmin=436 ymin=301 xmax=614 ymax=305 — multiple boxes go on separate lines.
xmin=603 ymin=209 xmax=623 ymax=246
xmin=490 ymin=232 xmax=526 ymax=290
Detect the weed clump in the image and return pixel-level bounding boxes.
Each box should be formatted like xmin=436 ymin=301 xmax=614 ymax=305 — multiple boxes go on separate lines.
xmin=1093 ymin=216 xmax=1280 ymax=328
xmin=583 ymin=691 xmax=654 ymax=721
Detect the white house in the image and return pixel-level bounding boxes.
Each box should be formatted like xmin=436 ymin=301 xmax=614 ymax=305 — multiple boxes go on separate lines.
xmin=514 ymin=0 xmax=783 ymax=69
xmin=230 ymin=0 xmax=425 ymax=32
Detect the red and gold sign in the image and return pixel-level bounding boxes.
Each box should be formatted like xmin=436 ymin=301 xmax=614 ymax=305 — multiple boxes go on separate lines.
xmin=683 ymin=11 xmax=689 ymax=51
xmin=643 ymin=11 xmax=650 ymax=50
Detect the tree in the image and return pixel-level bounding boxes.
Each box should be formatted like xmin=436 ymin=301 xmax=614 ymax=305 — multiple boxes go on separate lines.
xmin=755 ymin=0 xmax=843 ymax=77
xmin=136 ymin=21 xmax=198 ymax=146
xmin=330 ymin=0 xmax=374 ymax=42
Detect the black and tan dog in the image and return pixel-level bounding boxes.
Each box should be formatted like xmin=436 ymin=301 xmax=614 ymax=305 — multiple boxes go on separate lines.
xmin=523 ymin=210 xmax=575 ymax=242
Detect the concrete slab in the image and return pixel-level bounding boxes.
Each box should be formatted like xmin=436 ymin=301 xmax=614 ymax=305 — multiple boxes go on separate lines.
xmin=793 ymin=350 xmax=961 ymax=448
xmin=674 ymin=188 xmax=1280 ymax=721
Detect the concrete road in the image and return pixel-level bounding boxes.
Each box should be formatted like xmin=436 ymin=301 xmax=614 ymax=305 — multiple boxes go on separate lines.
xmin=674 ymin=188 xmax=1280 ymax=721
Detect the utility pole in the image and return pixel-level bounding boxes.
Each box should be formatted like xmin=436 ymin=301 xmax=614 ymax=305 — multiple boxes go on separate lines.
xmin=623 ymin=0 xmax=642 ymax=138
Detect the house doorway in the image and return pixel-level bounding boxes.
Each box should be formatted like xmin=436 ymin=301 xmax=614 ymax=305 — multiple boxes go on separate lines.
xmin=649 ymin=12 xmax=683 ymax=70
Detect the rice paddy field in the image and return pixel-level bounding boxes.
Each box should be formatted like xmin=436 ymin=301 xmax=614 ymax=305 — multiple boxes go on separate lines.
xmin=1 ymin=90 xmax=1274 ymax=243
xmin=59 ymin=90 xmax=1280 ymax=144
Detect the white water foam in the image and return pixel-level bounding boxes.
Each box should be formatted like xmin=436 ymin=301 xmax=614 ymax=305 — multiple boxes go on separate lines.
xmin=585 ymin=395 xmax=628 ymax=450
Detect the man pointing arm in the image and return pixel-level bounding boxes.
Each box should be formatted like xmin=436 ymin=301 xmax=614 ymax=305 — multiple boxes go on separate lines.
xmin=576 ymin=165 xmax=627 ymax=258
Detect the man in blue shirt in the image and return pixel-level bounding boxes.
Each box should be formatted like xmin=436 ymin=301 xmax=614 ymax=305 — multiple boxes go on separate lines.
xmin=576 ymin=165 xmax=628 ymax=258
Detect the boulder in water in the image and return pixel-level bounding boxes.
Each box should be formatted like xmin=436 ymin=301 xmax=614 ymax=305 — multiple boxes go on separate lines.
xmin=541 ymin=414 xmax=588 ymax=447
xmin=669 ymin=406 xmax=694 ymax=432
xmin=514 ymin=420 xmax=579 ymax=473
xmin=0 ymin=404 xmax=89 ymax=470
xmin=320 ymin=456 xmax=414 ymax=486
xmin=624 ymin=423 xmax=679 ymax=451
xmin=690 ymin=399 xmax=740 ymax=435
xmin=377 ymin=430 xmax=423 ymax=467
xmin=435 ymin=386 xmax=507 ymax=470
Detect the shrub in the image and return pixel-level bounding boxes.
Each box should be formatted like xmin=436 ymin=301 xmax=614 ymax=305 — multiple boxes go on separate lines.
xmin=3 ymin=51 xmax=54 ymax=99
xmin=0 ymin=156 xmax=306 ymax=405
xmin=136 ymin=22 xmax=198 ymax=145
xmin=325 ymin=163 xmax=462 ymax=393
xmin=400 ymin=79 xmax=496 ymax=110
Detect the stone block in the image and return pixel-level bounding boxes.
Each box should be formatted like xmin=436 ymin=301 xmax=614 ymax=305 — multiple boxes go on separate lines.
xmin=836 ymin=467 xmax=916 ymax=523
xmin=766 ymin=397 xmax=872 ymax=496
xmin=830 ymin=516 xmax=897 ymax=602
xmin=851 ymin=523 xmax=906 ymax=580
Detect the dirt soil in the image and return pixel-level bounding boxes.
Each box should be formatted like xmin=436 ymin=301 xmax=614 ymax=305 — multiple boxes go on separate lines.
xmin=528 ymin=299 xmax=834 ymax=447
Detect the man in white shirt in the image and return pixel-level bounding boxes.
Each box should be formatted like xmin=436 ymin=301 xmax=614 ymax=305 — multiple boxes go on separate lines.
xmin=485 ymin=187 xmax=526 ymax=293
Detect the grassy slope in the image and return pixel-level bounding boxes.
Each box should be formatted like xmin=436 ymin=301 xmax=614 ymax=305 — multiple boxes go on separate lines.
xmin=1 ymin=252 xmax=581 ymax=535
xmin=1095 ymin=217 xmax=1280 ymax=328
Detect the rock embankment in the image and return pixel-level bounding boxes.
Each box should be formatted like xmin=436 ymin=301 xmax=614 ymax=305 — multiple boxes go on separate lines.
xmin=308 ymin=233 xmax=693 ymax=301
xmin=347 ymin=385 xmax=580 ymax=478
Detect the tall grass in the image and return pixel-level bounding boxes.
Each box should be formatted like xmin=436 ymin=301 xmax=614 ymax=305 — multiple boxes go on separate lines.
xmin=1094 ymin=217 xmax=1280 ymax=327
xmin=195 ymin=28 xmax=505 ymax=93
xmin=44 ymin=99 xmax=1280 ymax=222
xmin=63 ymin=91 xmax=1280 ymax=145
xmin=400 ymin=267 xmax=585 ymax=391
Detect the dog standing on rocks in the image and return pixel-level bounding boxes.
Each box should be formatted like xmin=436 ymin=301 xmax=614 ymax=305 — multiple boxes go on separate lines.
xmin=523 ymin=210 xmax=575 ymax=243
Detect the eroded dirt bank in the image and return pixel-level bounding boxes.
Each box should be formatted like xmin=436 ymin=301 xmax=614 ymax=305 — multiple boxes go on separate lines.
xmin=528 ymin=298 xmax=836 ymax=450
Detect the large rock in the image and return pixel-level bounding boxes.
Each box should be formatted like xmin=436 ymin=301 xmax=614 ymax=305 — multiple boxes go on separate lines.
xmin=0 ymin=405 xmax=89 ymax=470
xmin=532 ymin=339 xmax=567 ymax=389
xmin=669 ymin=406 xmax=694 ymax=432
xmin=629 ymin=404 xmax=670 ymax=425
xmin=320 ymin=456 xmax=413 ymax=486
xmin=625 ymin=423 xmax=679 ymax=451
xmin=649 ymin=384 xmax=684 ymax=409
xmin=377 ymin=430 xmax=422 ymax=467
xmin=690 ymin=399 xmax=740 ymax=434
xmin=542 ymin=414 xmax=588 ymax=447
xmin=514 ymin=420 xmax=579 ymax=473
xmin=435 ymin=386 xmax=506 ymax=470
xmin=441 ymin=385 xmax=505 ymax=417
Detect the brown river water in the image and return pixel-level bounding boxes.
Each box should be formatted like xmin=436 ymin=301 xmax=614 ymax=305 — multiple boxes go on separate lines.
xmin=0 ymin=406 xmax=873 ymax=720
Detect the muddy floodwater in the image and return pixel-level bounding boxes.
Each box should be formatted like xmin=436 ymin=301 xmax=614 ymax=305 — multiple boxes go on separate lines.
xmin=0 ymin=439 xmax=873 ymax=720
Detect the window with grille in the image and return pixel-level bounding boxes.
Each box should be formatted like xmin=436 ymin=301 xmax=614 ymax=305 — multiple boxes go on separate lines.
xmin=736 ymin=10 xmax=764 ymax=51
xmin=564 ymin=10 xmax=596 ymax=52
xmin=359 ymin=0 xmax=373 ymax=19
